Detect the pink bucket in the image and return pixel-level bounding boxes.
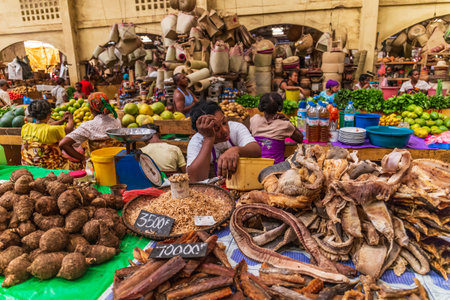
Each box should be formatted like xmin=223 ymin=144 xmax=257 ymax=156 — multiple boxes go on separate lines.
xmin=381 ymin=87 xmax=400 ymax=100
xmin=428 ymin=89 xmax=447 ymax=97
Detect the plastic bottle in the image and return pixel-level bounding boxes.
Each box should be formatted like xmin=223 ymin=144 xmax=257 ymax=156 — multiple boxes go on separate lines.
xmin=319 ymin=102 xmax=330 ymax=143
xmin=307 ymin=102 xmax=319 ymax=143
xmin=327 ymin=100 xmax=333 ymax=113
xmin=329 ymin=103 xmax=339 ymax=142
xmin=297 ymin=101 xmax=307 ymax=132
xmin=343 ymin=100 xmax=356 ymax=128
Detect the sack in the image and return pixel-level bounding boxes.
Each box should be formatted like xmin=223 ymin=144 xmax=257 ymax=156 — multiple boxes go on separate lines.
xmin=163 ymin=37 xmax=176 ymax=47
xmin=166 ymin=45 xmax=176 ymax=61
xmin=135 ymin=60 xmax=146 ymax=78
xmin=175 ymin=44 xmax=187 ymax=61
xmin=161 ymin=14 xmax=178 ymax=40
xmin=210 ymin=41 xmax=229 ymax=74
xmin=223 ymin=14 xmax=240 ymax=30
xmin=144 ymin=50 xmax=153 ymax=63
xmin=116 ymin=38 xmax=141 ymax=55
xmin=234 ymin=25 xmax=254 ymax=49
xmin=133 ymin=47 xmax=146 ymax=60
xmin=179 ymin=0 xmax=196 ymax=12
xmin=108 ymin=24 xmax=119 ymax=43
xmin=229 ymin=43 xmax=244 ymax=73
xmin=189 ymin=26 xmax=204 ymax=39
xmin=98 ymin=47 xmax=117 ymax=67
xmin=92 ymin=45 xmax=105 ymax=58
xmin=209 ymin=10 xmax=224 ymax=30
xmin=118 ymin=23 xmax=136 ymax=41
xmin=255 ymin=71 xmax=271 ymax=95
xmin=176 ymin=12 xmax=196 ymax=34
xmin=198 ymin=11 xmax=218 ymax=37
xmin=322 ymin=52 xmax=345 ymax=64
xmin=408 ymin=24 xmax=426 ymax=41
xmin=254 ymin=53 xmax=272 ymax=67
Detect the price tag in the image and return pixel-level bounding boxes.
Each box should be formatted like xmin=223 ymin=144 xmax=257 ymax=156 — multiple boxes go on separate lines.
xmin=133 ymin=210 xmax=174 ymax=236
xmin=149 ymin=243 xmax=208 ymax=259
xmin=194 ymin=216 xmax=216 ymax=226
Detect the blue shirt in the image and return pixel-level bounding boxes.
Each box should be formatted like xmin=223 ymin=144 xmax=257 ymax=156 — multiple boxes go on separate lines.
xmin=319 ymin=90 xmax=336 ymax=102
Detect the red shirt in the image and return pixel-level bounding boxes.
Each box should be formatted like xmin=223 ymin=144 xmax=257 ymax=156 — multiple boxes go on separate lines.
xmin=80 ymin=80 xmax=93 ymax=96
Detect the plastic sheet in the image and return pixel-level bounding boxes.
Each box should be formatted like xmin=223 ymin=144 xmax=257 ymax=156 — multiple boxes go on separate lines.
xmin=25 ymin=46 xmax=60 ymax=72
xmin=0 ymin=165 xmax=150 ymax=300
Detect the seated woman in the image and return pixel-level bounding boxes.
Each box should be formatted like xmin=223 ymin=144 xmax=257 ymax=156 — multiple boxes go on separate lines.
xmin=278 ymin=71 xmax=306 ymax=100
xmin=187 ymin=101 xmax=261 ymax=182
xmin=250 ymin=93 xmax=303 ymax=164
xmin=173 ymin=73 xmax=198 ymax=116
xmin=399 ymin=70 xmax=431 ymax=95
xmin=59 ymin=92 xmax=122 ymax=162
xmin=140 ymin=124 xmax=186 ymax=176
xmin=319 ymin=80 xmax=340 ymax=102
xmin=353 ymin=74 xmax=373 ymax=90
xmin=21 ymin=100 xmax=74 ymax=169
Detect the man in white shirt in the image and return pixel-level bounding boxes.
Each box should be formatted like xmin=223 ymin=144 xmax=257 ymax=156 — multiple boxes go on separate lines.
xmin=51 ymin=77 xmax=68 ymax=107
xmin=0 ymin=80 xmax=11 ymax=106
xmin=186 ymin=101 xmax=261 ymax=182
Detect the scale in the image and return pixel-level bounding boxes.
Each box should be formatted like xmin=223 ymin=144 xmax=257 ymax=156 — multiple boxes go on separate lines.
xmin=106 ymin=128 xmax=164 ymax=190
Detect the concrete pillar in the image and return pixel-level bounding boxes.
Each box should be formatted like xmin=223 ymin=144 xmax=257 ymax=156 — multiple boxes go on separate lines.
xmin=358 ymin=0 xmax=379 ymax=74
xmin=60 ymin=0 xmax=80 ymax=85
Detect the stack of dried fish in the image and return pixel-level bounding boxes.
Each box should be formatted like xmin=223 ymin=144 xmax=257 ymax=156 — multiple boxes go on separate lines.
xmin=235 ymin=144 xmax=449 ymax=281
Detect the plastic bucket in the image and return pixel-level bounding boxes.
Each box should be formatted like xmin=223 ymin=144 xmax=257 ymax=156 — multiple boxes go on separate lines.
xmin=285 ymin=89 xmax=300 ymax=101
xmin=366 ymin=126 xmax=413 ymax=148
xmin=91 ymin=147 xmax=125 ymax=186
xmin=381 ymin=87 xmax=400 ymax=100
xmin=428 ymin=88 xmax=447 ymax=97
xmin=355 ymin=113 xmax=382 ymax=129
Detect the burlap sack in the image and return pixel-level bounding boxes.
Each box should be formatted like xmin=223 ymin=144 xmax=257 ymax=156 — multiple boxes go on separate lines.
xmin=161 ymin=14 xmax=178 ymax=40
xmin=133 ymin=47 xmax=146 ymax=60
xmin=176 ymin=12 xmax=196 ymax=34
xmin=144 ymin=50 xmax=153 ymax=63
xmin=223 ymin=14 xmax=240 ymax=30
xmin=166 ymin=45 xmax=176 ymax=61
xmin=92 ymin=45 xmax=104 ymax=59
xmin=98 ymin=47 xmax=117 ymax=67
xmin=210 ymin=41 xmax=229 ymax=74
xmin=198 ymin=11 xmax=218 ymax=37
xmin=108 ymin=24 xmax=119 ymax=43
xmin=209 ymin=10 xmax=224 ymax=30
xmin=229 ymin=43 xmax=244 ymax=73
xmin=135 ymin=60 xmax=146 ymax=78
xmin=116 ymin=38 xmax=141 ymax=55
xmin=118 ymin=23 xmax=136 ymax=41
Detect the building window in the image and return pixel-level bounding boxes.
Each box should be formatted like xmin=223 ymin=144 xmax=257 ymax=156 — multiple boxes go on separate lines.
xmin=20 ymin=0 xmax=60 ymax=23
xmin=135 ymin=0 xmax=169 ymax=13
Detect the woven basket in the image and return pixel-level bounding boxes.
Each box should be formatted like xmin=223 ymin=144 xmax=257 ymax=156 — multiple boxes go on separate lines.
xmin=408 ymin=24 xmax=426 ymax=41
xmin=296 ymin=34 xmax=313 ymax=52
xmin=254 ymin=53 xmax=273 ymax=67
xmin=392 ymin=32 xmax=407 ymax=47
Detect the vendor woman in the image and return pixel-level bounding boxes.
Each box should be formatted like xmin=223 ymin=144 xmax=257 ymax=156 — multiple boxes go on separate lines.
xmin=399 ymin=69 xmax=431 ymax=95
xmin=21 ymin=100 xmax=74 ymax=169
xmin=250 ymin=93 xmax=303 ymax=164
xmin=319 ymin=80 xmax=340 ymax=102
xmin=173 ymin=73 xmax=198 ymax=116
xmin=186 ymin=101 xmax=261 ymax=182
xmin=59 ymin=92 xmax=121 ymax=162
xmin=278 ymin=71 xmax=306 ymax=100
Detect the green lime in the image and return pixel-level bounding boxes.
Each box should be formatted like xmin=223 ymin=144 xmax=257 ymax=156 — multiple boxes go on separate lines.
xmin=401 ymin=111 xmax=409 ymax=118
xmin=421 ymin=112 xmax=430 ymax=120
xmin=407 ymin=104 xmax=416 ymax=112
xmin=78 ymin=98 xmax=85 ymax=105
xmin=410 ymin=124 xmax=421 ymax=130
xmin=416 ymin=119 xmax=426 ymax=126
xmin=438 ymin=125 xmax=448 ymax=132
xmin=435 ymin=119 xmax=444 ymax=126
xmin=58 ymin=111 xmax=65 ymax=117
xmin=409 ymin=113 xmax=418 ymax=119
xmin=431 ymin=128 xmax=442 ymax=135
xmin=74 ymin=103 xmax=81 ymax=109
xmin=69 ymin=99 xmax=76 ymax=106
xmin=426 ymin=120 xmax=436 ymax=126
xmin=421 ymin=126 xmax=431 ymax=134
xmin=439 ymin=113 xmax=445 ymax=120
xmin=430 ymin=112 xmax=439 ymax=120
xmin=55 ymin=107 xmax=61 ymax=112
xmin=414 ymin=107 xmax=423 ymax=116
xmin=444 ymin=119 xmax=450 ymax=128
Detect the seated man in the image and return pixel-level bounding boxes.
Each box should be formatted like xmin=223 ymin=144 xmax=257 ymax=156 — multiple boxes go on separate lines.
xmin=187 ymin=101 xmax=261 ymax=182
xmin=140 ymin=124 xmax=186 ymax=176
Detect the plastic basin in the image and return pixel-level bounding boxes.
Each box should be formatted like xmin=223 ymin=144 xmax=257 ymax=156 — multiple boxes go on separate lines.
xmin=365 ymin=126 xmax=413 ymax=148
xmin=355 ymin=113 xmax=382 ymax=129
xmin=381 ymin=87 xmax=400 ymax=100
xmin=428 ymin=88 xmax=447 ymax=97
xmin=91 ymin=147 xmax=125 ymax=186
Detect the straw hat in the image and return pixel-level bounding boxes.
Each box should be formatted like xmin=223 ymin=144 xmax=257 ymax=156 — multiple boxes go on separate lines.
xmin=255 ymin=39 xmax=275 ymax=53
xmin=436 ymin=60 xmax=448 ymax=68
xmin=408 ymin=24 xmax=426 ymax=41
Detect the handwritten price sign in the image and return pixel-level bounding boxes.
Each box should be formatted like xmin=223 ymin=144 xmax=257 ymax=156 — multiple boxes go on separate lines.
xmin=134 ymin=210 xmax=174 ymax=236
xmin=149 ymin=243 xmax=208 ymax=259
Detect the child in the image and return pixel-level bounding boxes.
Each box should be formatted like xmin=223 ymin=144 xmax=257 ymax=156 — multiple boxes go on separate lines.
xmin=250 ymin=92 xmax=303 ymax=164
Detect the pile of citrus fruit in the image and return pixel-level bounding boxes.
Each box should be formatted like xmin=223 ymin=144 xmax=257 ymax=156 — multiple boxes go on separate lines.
xmin=378 ymin=114 xmax=401 ymax=126
xmin=400 ymin=105 xmax=450 ymax=138
xmin=52 ymin=98 xmax=94 ymax=128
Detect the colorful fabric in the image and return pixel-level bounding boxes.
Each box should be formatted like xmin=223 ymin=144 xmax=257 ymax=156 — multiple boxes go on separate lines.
xmin=87 ymin=92 xmax=117 ymax=118
xmin=22 ymin=123 xmax=66 ymax=145
xmin=319 ymin=90 xmax=336 ymax=102
xmin=399 ymin=80 xmax=431 ymax=93
xmin=21 ymin=140 xmax=66 ymax=169
xmin=254 ymin=136 xmax=285 ymax=164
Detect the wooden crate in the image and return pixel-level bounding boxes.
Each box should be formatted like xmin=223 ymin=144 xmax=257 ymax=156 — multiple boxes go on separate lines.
xmin=154 ymin=119 xmax=195 ymax=135
xmin=0 ymin=128 xmax=22 ymax=165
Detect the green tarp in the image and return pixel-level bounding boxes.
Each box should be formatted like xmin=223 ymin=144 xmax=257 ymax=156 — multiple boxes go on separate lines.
xmin=0 ymin=165 xmax=150 ymax=300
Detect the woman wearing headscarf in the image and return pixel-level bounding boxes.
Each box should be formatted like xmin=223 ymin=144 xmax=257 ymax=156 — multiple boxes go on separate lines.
xmin=59 ymin=92 xmax=122 ymax=163
xmin=319 ymin=80 xmax=340 ymax=102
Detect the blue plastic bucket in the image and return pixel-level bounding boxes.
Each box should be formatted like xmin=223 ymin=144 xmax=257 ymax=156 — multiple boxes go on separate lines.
xmin=355 ymin=113 xmax=382 ymax=129
xmin=365 ymin=126 xmax=413 ymax=148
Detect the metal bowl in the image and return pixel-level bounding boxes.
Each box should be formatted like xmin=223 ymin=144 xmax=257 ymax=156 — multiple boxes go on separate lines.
xmin=122 ymin=183 xmax=235 ymax=240
xmin=106 ymin=128 xmax=156 ymax=143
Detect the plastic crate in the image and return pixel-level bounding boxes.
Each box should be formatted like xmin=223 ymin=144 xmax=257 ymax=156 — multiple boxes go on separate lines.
xmin=226 ymin=157 xmax=274 ymax=191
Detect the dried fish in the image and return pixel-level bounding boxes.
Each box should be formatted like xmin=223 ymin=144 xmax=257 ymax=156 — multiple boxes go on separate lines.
xmin=253 ymin=223 xmax=288 ymax=246
xmin=341 ymin=202 xmax=362 ymax=238
xmin=271 ymin=286 xmax=311 ymax=300
xmin=400 ymin=242 xmax=430 ymax=275
xmin=165 ymin=276 xmax=233 ymax=300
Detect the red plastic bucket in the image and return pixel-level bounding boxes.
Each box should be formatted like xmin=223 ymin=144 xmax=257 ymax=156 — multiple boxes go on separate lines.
xmin=428 ymin=89 xmax=447 ymax=96
xmin=381 ymin=87 xmax=400 ymax=100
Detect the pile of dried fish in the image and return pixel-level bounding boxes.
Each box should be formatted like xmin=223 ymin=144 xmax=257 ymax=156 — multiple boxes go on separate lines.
xmin=235 ymin=145 xmax=449 ymax=280
xmin=114 ymin=231 xmax=430 ymax=300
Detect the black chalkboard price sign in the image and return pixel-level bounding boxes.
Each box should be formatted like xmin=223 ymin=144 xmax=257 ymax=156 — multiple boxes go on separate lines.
xmin=133 ymin=210 xmax=174 ymax=236
xmin=149 ymin=243 xmax=208 ymax=259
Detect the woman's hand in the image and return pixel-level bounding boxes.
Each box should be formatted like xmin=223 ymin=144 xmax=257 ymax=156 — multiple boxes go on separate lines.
xmin=196 ymin=115 xmax=216 ymax=138
xmin=217 ymin=147 xmax=239 ymax=179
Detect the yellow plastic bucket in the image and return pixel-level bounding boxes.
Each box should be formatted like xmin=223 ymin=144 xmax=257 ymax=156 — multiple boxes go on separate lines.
xmin=226 ymin=157 xmax=274 ymax=191
xmin=91 ymin=147 xmax=125 ymax=186
xmin=285 ymin=89 xmax=300 ymax=102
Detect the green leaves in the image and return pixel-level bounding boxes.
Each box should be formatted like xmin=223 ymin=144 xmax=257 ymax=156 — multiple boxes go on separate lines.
xmin=236 ymin=94 xmax=260 ymax=108
xmin=282 ymin=100 xmax=298 ymax=114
